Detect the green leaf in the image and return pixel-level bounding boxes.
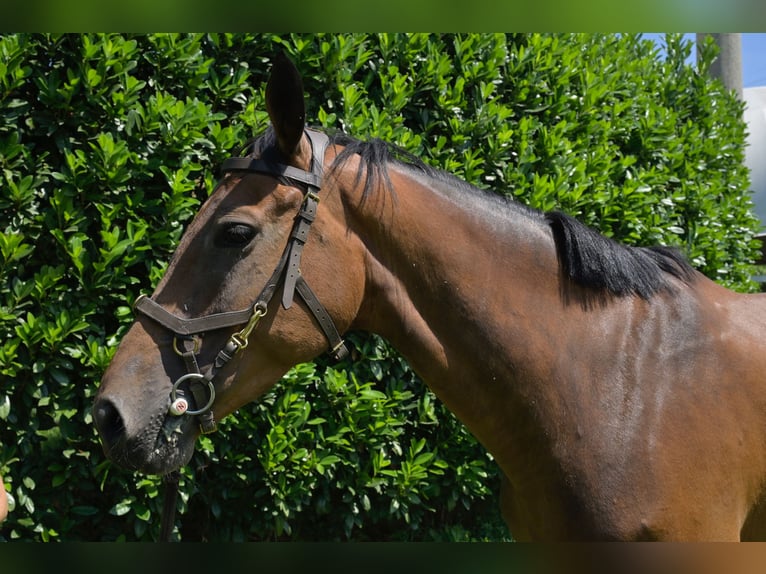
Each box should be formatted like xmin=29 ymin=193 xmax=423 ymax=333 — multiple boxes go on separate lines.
xmin=110 ymin=499 xmax=133 ymax=516
xmin=0 ymin=394 xmax=10 ymax=420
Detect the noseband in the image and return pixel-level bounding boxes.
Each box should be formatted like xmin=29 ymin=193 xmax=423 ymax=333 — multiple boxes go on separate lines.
xmin=133 ymin=129 xmax=348 ymax=434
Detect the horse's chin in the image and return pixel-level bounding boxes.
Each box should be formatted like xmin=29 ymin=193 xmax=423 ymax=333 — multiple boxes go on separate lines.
xmin=139 ymin=415 xmax=198 ymax=475
xmin=104 ymin=412 xmax=198 ymax=476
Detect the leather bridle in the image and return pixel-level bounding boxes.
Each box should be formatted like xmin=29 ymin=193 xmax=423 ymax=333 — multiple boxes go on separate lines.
xmin=133 ymin=129 xmax=349 ymax=436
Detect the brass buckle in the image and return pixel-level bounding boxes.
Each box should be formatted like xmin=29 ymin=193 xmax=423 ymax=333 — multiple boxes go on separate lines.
xmin=304 ymin=190 xmax=320 ymax=204
xmin=228 ymin=303 xmax=267 ymax=351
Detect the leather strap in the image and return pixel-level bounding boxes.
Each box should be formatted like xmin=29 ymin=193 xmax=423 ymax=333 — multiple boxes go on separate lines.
xmin=220 ymin=158 xmax=322 ymax=190
xmin=134 ymin=295 xmax=254 ymax=336
xmin=295 ymin=276 xmax=349 ymax=361
xmin=282 ymin=192 xmax=318 ymax=309
xmin=176 ymin=337 xmax=217 ymax=433
xmin=220 ymin=129 xmax=329 ymax=194
xmin=306 ymin=130 xmax=329 ymax=187
xmin=160 ymin=471 xmax=180 ymax=541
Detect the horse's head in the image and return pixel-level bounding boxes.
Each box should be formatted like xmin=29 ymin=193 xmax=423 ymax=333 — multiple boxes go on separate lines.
xmin=93 ymin=54 xmax=366 ymax=474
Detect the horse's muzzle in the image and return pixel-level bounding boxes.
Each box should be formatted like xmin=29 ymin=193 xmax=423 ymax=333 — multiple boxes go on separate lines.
xmin=93 ymin=394 xmax=196 ymax=475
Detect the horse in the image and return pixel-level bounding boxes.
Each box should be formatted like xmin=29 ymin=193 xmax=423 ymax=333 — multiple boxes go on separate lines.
xmin=93 ymin=53 xmax=766 ymax=541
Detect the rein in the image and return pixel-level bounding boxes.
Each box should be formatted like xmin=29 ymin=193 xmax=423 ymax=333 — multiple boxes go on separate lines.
xmin=135 ymin=129 xmax=349 ymax=541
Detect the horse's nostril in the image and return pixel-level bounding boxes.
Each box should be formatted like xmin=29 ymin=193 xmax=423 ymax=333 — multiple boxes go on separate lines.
xmin=93 ymin=398 xmax=126 ymax=448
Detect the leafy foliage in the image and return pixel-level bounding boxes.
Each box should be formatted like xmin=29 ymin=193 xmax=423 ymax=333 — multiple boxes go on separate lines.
xmin=0 ymin=33 xmax=757 ymax=541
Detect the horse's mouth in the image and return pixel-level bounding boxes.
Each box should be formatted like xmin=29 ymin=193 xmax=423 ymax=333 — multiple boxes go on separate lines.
xmin=141 ymin=415 xmax=198 ymax=474
xmin=96 ymin=400 xmax=198 ymax=475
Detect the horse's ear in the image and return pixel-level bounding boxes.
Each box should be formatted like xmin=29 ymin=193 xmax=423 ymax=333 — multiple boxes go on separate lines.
xmin=265 ymin=52 xmax=306 ymax=159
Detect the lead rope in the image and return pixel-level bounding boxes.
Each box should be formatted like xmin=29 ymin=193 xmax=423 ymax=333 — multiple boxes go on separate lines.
xmin=160 ymin=471 xmax=180 ymax=542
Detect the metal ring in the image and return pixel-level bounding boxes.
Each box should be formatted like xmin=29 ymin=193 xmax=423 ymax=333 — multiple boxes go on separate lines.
xmin=170 ymin=373 xmax=216 ymax=416
xmin=173 ymin=336 xmax=200 ymax=357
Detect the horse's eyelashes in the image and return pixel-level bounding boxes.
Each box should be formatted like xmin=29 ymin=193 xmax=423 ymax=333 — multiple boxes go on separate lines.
xmin=215 ymin=222 xmax=257 ymax=248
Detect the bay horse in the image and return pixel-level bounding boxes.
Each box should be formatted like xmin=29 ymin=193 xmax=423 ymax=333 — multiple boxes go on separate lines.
xmin=94 ymin=53 xmax=766 ymax=541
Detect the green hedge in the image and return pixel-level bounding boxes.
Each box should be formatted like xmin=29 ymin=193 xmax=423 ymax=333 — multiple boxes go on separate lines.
xmin=0 ymin=33 xmax=758 ymax=541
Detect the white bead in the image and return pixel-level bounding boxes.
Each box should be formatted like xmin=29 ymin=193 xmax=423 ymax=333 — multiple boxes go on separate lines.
xmin=169 ymin=397 xmax=189 ymax=416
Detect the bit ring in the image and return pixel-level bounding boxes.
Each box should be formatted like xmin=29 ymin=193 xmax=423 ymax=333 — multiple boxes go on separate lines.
xmin=169 ymin=373 xmax=215 ymax=416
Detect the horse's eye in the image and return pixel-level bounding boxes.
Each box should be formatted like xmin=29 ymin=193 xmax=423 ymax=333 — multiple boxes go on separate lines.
xmin=216 ymin=223 xmax=257 ymax=248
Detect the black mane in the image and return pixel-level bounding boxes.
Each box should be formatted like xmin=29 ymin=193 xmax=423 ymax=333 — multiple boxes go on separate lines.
xmin=293 ymin=130 xmax=698 ymax=299
xmin=545 ymin=211 xmax=696 ymax=299
xmin=329 ymin=132 xmax=438 ymax=201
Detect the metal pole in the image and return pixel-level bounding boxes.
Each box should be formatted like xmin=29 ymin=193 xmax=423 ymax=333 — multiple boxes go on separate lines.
xmin=696 ymin=33 xmax=743 ymax=99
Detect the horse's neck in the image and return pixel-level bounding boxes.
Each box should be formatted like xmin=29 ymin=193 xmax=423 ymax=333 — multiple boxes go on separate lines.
xmin=349 ymin=167 xmax=566 ymax=430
